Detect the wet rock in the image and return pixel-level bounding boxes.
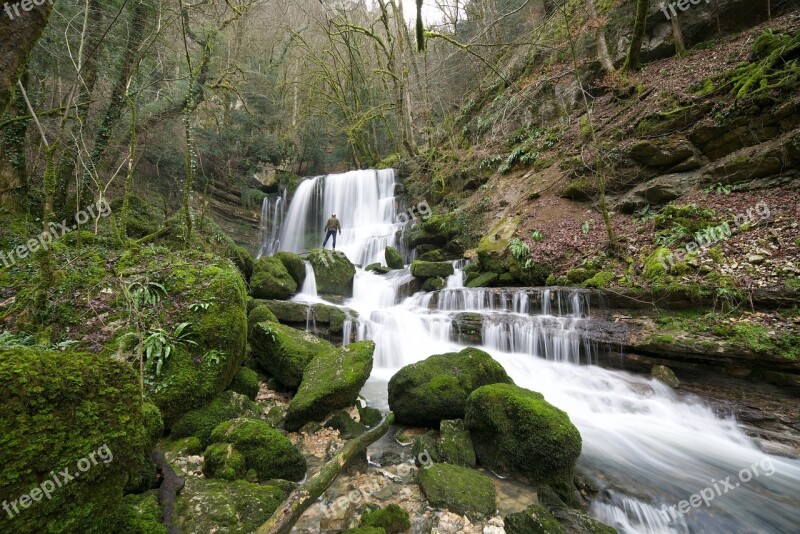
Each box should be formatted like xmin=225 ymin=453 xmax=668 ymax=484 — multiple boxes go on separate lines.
xmin=438 ymin=419 xmax=476 ymax=468
xmin=385 ymin=246 xmax=405 ymax=269
xmin=251 ymin=256 xmax=298 ymax=299
xmin=308 ymin=248 xmax=357 ymax=297
xmin=274 ymin=251 xmax=307 ymax=287
xmin=410 ymin=260 xmax=455 ymax=279
xmin=418 ymin=463 xmax=497 ymax=520
xmin=504 ymin=503 xmax=564 ymax=534
xmin=250 ymin=322 xmax=335 ymax=389
xmin=651 ymin=364 xmax=680 ymax=388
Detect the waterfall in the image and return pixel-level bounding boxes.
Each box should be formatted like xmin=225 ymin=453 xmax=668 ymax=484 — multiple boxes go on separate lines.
xmin=267 ymin=168 xmax=800 ymax=533
xmin=257 ymin=188 xmax=286 ymax=258
xmin=298 ymin=261 xmax=318 ymax=298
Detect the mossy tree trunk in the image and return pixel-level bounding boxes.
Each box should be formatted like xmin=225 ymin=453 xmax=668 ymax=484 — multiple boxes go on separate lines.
xmin=624 ymin=0 xmax=650 ymax=71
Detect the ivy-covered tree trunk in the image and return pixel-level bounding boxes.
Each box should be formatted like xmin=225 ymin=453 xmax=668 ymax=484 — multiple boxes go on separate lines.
xmin=624 ymin=0 xmax=650 ymax=71
xmin=0 ymin=75 xmax=31 ymax=212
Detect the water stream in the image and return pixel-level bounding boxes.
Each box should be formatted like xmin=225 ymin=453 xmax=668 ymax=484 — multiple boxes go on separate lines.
xmin=258 ymin=169 xmax=800 ymax=533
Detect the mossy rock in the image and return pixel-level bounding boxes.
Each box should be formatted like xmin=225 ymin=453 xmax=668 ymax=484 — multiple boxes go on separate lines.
xmin=583 ymin=271 xmax=614 ymax=289
xmin=229 ymin=245 xmax=255 ymax=282
xmin=113 ymin=492 xmax=167 ymax=534
xmin=465 ymin=384 xmax=582 ymax=493
xmin=273 ymin=251 xmax=307 ymax=287
xmin=325 ymin=411 xmax=367 ymax=439
xmin=205 ymin=418 xmax=306 ymax=481
xmin=643 ymin=248 xmax=673 ymax=281
xmin=565 ymin=268 xmax=596 ymax=285
xmin=410 ymin=260 xmax=454 ymax=279
xmin=250 ymin=322 xmax=335 ymax=389
xmin=411 ymin=431 xmax=442 ymax=466
xmin=388 ymin=347 xmax=513 ymax=427
xmin=550 ymin=507 xmax=616 ymax=534
xmin=385 ymin=246 xmax=404 ymax=269
xmin=229 ymin=367 xmax=261 ymax=400
xmin=251 ymin=256 xmax=297 ymax=299
xmin=422 ymin=277 xmax=446 ymax=291
xmin=248 ymin=305 xmax=279 ymax=331
xmin=0 ymin=349 xmax=147 ymax=533
xmin=505 ymin=503 xmax=564 ymax=534
xmin=170 ymin=391 xmax=260 ymax=447
xmin=175 ymin=478 xmax=288 ymax=534
xmin=407 ymin=212 xmax=462 ymax=247
xmin=417 ymin=463 xmax=496 ymax=520
xmin=342 ymin=528 xmax=386 ymax=534
xmin=651 ymin=365 xmax=680 ymax=388
xmin=476 ymin=217 xmax=519 ymax=274
xmin=284 ymin=340 xmax=375 ymax=431
xmin=418 ymin=249 xmax=445 ymax=262
xmin=358 ymin=405 xmax=383 ymax=428
xmin=307 ymin=248 xmax=356 ymax=297
xmin=142 ymin=402 xmax=165 ymax=449
xmin=256 ymin=300 xmax=350 ymax=334
xmin=360 ymin=503 xmax=411 ymax=533
xmin=161 ymin=436 xmax=204 ymax=457
xmin=438 ymin=419 xmax=476 ymax=468
xmin=366 ymin=263 xmax=392 ymax=274
xmin=466 ymin=272 xmax=498 ymax=288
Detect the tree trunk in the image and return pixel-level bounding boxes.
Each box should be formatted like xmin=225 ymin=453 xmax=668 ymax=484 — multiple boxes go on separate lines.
xmin=587 ymin=0 xmax=616 ymax=74
xmin=624 ymin=0 xmax=650 ymax=71
xmin=254 ymin=413 xmax=395 ymax=534
xmin=0 ymin=3 xmax=54 ymax=116
xmin=671 ymin=14 xmax=687 ymax=57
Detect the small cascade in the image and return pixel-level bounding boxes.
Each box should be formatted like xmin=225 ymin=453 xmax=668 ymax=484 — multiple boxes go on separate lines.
xmin=445 ymin=259 xmax=468 ymax=289
xmin=257 ymin=188 xmax=286 ymax=258
xmin=298 ymin=261 xmax=318 ymax=297
xmin=304 ymin=307 xmax=317 ymax=334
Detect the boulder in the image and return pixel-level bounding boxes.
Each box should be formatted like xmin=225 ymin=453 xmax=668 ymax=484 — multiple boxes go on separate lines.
xmin=170 ymin=391 xmax=260 ymax=447
xmin=284 ymin=341 xmax=375 ymax=431
xmin=308 ymin=249 xmax=357 ymax=297
xmin=615 ymin=171 xmax=700 ymax=214
xmin=251 ymin=256 xmax=297 ymax=300
xmin=476 ymin=217 xmax=519 ymax=274
xmin=175 ymin=478 xmax=289 ymax=533
xmin=627 ymin=136 xmax=697 ymax=168
xmin=360 ymin=503 xmax=412 ymax=533
xmin=438 ymin=419 xmax=476 ymax=468
xmin=248 ymin=305 xmax=279 ymax=331
xmin=464 ymin=384 xmax=582 ymax=491
xmin=417 ymin=463 xmax=496 ymax=520
xmin=229 ymin=367 xmax=261 ymax=400
xmin=388 ymin=347 xmax=513 ymax=427
xmin=256 ymin=299 xmax=350 ymax=336
xmin=466 ymin=272 xmax=498 ymax=288
xmin=273 ymin=251 xmax=306 ymax=287
xmin=421 ymin=277 xmax=446 ymax=291
xmin=651 ymin=364 xmax=680 ymax=388
xmin=385 ymin=246 xmax=404 ymax=269
xmin=325 ymin=411 xmax=367 ymax=439
xmin=505 ymin=504 xmax=564 ymax=534
xmin=410 ymin=260 xmax=454 ymax=279
xmin=366 ymin=263 xmax=393 ymax=274
xmin=250 ymin=322 xmax=336 ymax=389
xmin=0 ymin=349 xmax=147 ymax=533
xmin=204 ymin=418 xmax=306 ymax=481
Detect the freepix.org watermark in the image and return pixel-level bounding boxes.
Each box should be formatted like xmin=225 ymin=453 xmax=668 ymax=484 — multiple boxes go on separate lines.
xmin=3 ymin=0 xmax=55 ymax=21
xmin=660 ymin=0 xmax=711 ymax=20
xmin=0 ymin=199 xmax=111 ymax=269
xmin=658 ymin=457 xmax=776 ymax=522
xmin=2 ymin=444 xmax=113 ymax=519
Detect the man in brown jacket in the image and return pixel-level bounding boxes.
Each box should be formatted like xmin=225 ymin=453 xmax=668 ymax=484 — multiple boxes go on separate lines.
xmin=322 ymin=213 xmax=342 ymax=250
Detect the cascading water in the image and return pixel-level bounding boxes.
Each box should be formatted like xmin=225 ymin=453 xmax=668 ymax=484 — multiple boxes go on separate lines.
xmin=257 ymin=188 xmax=286 ymax=258
xmin=269 ymin=168 xmax=800 ymax=533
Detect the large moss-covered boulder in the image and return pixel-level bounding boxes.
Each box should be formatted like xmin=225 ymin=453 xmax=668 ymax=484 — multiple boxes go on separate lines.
xmin=307 ymin=248 xmax=356 ymax=297
xmin=250 ymin=322 xmax=335 ymax=389
xmin=284 ymin=340 xmax=375 ymax=431
xmin=464 ymin=384 xmax=582 ymax=490
xmin=0 ymin=349 xmax=147 ymax=533
xmin=360 ymin=503 xmax=411 ymax=532
xmin=274 ymin=251 xmax=307 ymax=287
xmin=504 ymin=504 xmax=564 ymax=534
xmin=438 ymin=419 xmax=476 ymax=468
xmin=175 ymin=478 xmax=289 ymax=534
xmin=229 ymin=367 xmax=261 ymax=400
xmin=170 ymin=391 xmax=260 ymax=447
xmin=257 ymin=299 xmax=350 ymax=335
xmin=204 ymin=418 xmax=306 ymax=482
xmin=417 ymin=463 xmax=496 ymax=520
xmin=410 ymin=260 xmax=454 ymax=279
xmin=385 ymin=246 xmax=404 ymax=269
xmin=248 ymin=305 xmax=279 ymax=331
xmin=251 ymin=256 xmax=298 ymax=299
xmin=388 ymin=348 xmax=513 ymax=427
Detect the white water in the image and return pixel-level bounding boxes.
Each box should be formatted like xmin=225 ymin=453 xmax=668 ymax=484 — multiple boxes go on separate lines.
xmin=297 ymin=261 xmax=318 ymax=298
xmin=257 ymin=188 xmax=286 ymax=258
xmin=270 ymin=169 xmax=800 ymax=532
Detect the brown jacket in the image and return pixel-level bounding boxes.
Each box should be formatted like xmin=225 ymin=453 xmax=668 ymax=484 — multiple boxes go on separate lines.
xmin=324 ymin=217 xmax=341 ymax=232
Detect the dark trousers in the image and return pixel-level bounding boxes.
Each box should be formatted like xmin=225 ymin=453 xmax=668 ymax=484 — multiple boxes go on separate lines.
xmin=322 ymin=230 xmax=338 ymax=249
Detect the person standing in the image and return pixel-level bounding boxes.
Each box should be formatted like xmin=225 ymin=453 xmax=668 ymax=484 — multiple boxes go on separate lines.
xmin=322 ymin=213 xmax=342 ymax=250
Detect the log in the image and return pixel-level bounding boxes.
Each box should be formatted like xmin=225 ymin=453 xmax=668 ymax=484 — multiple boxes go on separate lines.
xmin=255 ymin=412 xmax=395 ymax=534
xmin=151 ymin=448 xmax=186 ymax=534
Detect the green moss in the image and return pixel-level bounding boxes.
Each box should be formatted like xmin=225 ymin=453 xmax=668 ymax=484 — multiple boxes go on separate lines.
xmin=113 ymin=492 xmax=167 ymax=534
xmin=465 ymin=383 xmax=582 ymax=495
xmin=248 ymin=304 xmax=280 ymax=330
xmin=229 ymin=367 xmax=260 ymax=400
xmin=307 ymin=249 xmax=356 ymax=297
xmin=203 ymin=442 xmax=248 ymax=480
xmin=438 ymin=419 xmax=476 ymax=468
xmin=466 ymin=272 xmax=498 ymax=288
xmin=643 ymin=248 xmax=673 ymax=281
xmin=476 ymin=217 xmax=519 ymax=274
xmin=505 ymin=503 xmax=564 ymax=534
xmin=360 ymin=504 xmax=411 ymax=533
xmin=249 ymin=322 xmax=335 ymax=389
xmin=170 ymin=391 xmax=260 ymax=447
xmin=284 ymin=340 xmax=374 ymax=431
xmin=417 ymin=463 xmax=496 ymax=520
xmin=410 ymin=260 xmax=455 ymax=279
xmin=161 ymin=436 xmax=204 ymax=456
xmin=273 ymin=251 xmax=306 ymax=287
xmin=207 ymin=418 xmax=306 ymax=481
xmin=0 ymin=348 xmax=147 ymax=533
xmin=583 ymin=271 xmax=614 ymax=289
xmin=385 ymin=247 xmax=404 ymax=269
xmin=142 ymin=402 xmax=164 ymax=449
xmin=388 ymin=347 xmax=513 ymax=427
xmin=358 ymin=405 xmax=383 ymax=428
xmin=250 ymin=256 xmax=297 ymax=299
xmin=175 ymin=478 xmax=288 ymax=534
xmin=708 ymin=246 xmax=725 ymax=264
xmin=411 ymin=431 xmax=442 ymax=465
xmin=325 ymin=411 xmax=367 ymax=439
xmin=565 ymin=268 xmax=596 ymax=285
xmin=670 ymin=262 xmax=693 ymax=276
xmin=342 ymin=528 xmax=386 ymax=534
xmin=229 ymin=245 xmax=254 ymax=282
